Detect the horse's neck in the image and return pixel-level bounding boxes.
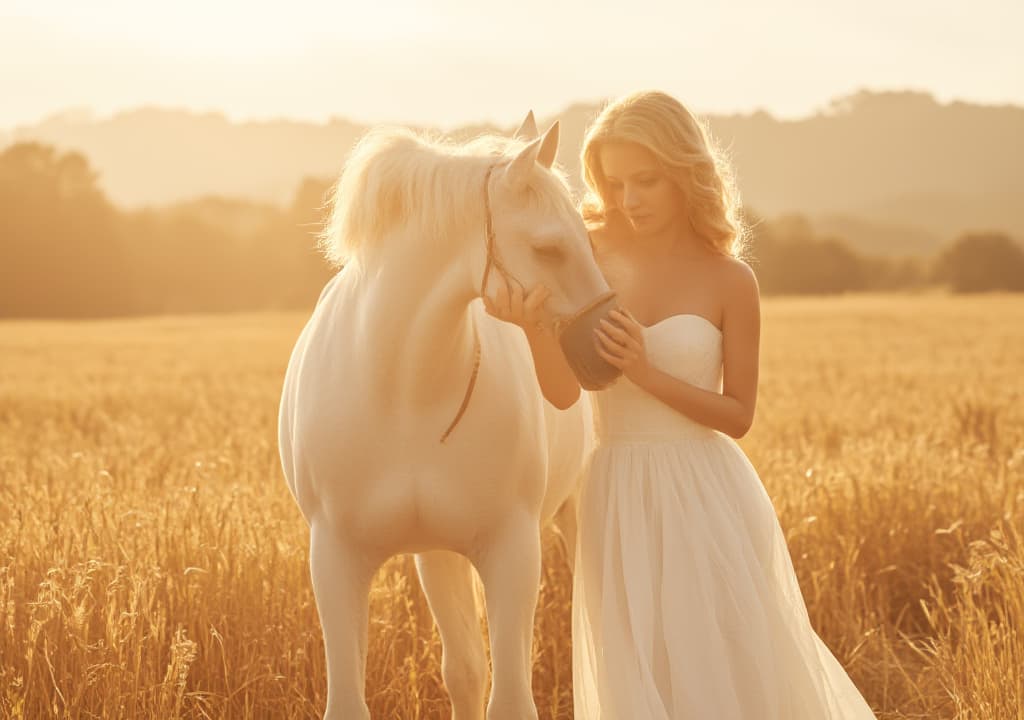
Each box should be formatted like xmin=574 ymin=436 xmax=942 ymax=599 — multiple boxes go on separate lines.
xmin=363 ymin=242 xmax=478 ymax=409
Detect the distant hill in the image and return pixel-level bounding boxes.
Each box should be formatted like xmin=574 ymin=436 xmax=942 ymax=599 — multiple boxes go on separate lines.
xmin=704 ymin=92 xmax=1024 ymax=245
xmin=6 ymin=91 xmax=1023 ymax=255
xmin=6 ymin=107 xmax=368 ymax=211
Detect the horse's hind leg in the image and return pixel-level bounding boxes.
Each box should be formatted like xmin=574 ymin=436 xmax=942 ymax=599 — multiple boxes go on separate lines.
xmin=552 ymin=493 xmax=578 ymax=574
xmin=309 ymin=521 xmax=380 ymax=720
xmin=415 ymin=551 xmax=487 ymax=720
xmin=472 ymin=511 xmax=543 ymax=720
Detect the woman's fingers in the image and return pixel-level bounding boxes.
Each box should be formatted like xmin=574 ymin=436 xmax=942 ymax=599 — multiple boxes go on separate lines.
xmin=523 ymin=286 xmax=551 ymax=329
xmin=596 ymin=343 xmax=637 ymax=368
xmin=594 ymin=328 xmax=628 ymax=358
xmin=599 ymin=318 xmax=632 ymax=344
xmin=509 ymin=282 xmax=525 ymax=318
xmin=595 ymin=310 xmax=649 ymax=376
xmin=488 ymin=292 xmax=510 ymax=320
xmin=610 ymin=309 xmax=643 ymax=343
xmin=523 ymin=285 xmax=550 ymax=314
xmin=594 ymin=343 xmax=625 ymax=369
xmin=486 ymin=278 xmax=547 ymax=328
xmin=599 ymin=319 xmax=642 ymax=355
xmin=491 ymin=278 xmax=510 ymax=315
xmin=523 ymin=288 xmax=549 ymax=321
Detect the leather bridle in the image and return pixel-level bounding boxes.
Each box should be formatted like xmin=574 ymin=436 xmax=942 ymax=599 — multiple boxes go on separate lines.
xmin=439 ymin=164 xmax=615 ymax=442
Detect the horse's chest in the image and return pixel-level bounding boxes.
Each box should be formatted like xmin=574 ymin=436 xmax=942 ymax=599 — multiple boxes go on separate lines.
xmin=313 ymin=426 xmax=547 ymax=554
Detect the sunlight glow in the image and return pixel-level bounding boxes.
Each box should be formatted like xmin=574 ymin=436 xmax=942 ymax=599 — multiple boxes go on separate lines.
xmin=3 ymin=0 xmax=1023 ymax=129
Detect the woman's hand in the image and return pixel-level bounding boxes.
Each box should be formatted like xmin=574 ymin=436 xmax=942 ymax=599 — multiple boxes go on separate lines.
xmin=483 ymin=277 xmax=552 ymax=335
xmin=484 ymin=276 xmax=581 ymax=409
xmin=594 ymin=309 xmax=654 ymax=386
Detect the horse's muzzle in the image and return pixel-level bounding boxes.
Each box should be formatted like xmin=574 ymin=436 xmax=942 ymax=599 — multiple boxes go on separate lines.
xmin=557 ymin=293 xmax=623 ymax=391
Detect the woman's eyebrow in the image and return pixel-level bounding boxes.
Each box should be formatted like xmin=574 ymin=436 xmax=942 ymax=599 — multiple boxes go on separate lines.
xmin=605 ymin=168 xmax=658 ymax=181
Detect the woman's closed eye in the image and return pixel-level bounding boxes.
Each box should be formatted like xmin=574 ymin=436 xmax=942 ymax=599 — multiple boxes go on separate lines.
xmin=607 ymin=177 xmax=658 ymax=193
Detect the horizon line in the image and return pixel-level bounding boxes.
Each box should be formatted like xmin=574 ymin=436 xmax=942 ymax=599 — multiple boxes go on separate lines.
xmin=4 ymin=85 xmax=1024 ymax=136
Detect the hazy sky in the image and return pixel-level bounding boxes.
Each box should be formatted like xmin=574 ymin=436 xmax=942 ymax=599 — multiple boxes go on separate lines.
xmin=3 ymin=0 xmax=1022 ymax=131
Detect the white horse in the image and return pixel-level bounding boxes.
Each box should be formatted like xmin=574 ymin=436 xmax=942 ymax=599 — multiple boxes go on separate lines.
xmin=278 ymin=113 xmax=618 ymax=720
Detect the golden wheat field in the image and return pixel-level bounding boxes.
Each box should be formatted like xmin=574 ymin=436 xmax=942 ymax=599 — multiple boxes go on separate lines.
xmin=1 ymin=293 xmax=1022 ymax=719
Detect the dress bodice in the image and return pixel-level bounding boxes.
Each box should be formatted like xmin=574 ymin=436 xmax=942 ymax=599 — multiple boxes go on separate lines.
xmin=591 ymin=313 xmax=723 ymax=443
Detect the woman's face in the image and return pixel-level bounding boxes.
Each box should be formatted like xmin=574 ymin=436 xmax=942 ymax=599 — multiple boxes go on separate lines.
xmin=597 ymin=141 xmax=686 ymax=239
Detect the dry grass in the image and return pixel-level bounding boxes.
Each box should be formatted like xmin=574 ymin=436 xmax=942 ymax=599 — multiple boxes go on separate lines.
xmin=1 ymin=293 xmax=1022 ymax=719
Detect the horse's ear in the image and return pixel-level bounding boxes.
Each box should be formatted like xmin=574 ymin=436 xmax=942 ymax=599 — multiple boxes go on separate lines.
xmin=503 ymin=121 xmax=560 ymax=191
xmin=514 ymin=110 xmax=539 ymax=140
xmin=537 ymin=120 xmax=559 ymax=170
xmin=503 ymin=134 xmax=543 ymax=191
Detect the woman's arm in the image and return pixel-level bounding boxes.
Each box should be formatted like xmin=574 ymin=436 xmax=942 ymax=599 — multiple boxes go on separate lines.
xmin=521 ymin=324 xmax=581 ymax=410
xmin=595 ymin=262 xmax=761 ymax=438
xmin=483 ymin=279 xmax=582 ymax=410
xmin=631 ymin=366 xmax=753 ymax=439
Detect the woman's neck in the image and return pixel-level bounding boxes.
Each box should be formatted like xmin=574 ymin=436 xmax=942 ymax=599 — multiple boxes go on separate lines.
xmin=629 ymin=218 xmax=709 ymax=262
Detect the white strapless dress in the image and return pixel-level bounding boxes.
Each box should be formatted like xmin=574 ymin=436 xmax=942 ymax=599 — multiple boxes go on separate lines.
xmin=572 ymin=314 xmax=877 ymax=719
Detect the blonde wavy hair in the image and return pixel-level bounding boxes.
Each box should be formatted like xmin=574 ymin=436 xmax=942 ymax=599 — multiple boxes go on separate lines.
xmin=580 ymin=90 xmax=747 ymax=258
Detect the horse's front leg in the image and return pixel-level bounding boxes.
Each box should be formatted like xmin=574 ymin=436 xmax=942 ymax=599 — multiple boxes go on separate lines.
xmin=415 ymin=550 xmax=488 ymax=720
xmin=472 ymin=510 xmax=543 ymax=720
xmin=309 ymin=521 xmax=381 ymax=720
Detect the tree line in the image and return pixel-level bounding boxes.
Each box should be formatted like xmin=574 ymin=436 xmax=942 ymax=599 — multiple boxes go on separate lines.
xmin=1 ymin=142 xmax=1022 ymax=318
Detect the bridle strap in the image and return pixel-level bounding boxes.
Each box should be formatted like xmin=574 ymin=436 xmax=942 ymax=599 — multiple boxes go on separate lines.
xmin=440 ymin=163 xmax=613 ymax=442
xmin=440 ymin=318 xmax=481 ymax=443
xmin=479 ymin=164 xmax=498 ymax=302
xmin=441 ymin=163 xmax=498 ymax=443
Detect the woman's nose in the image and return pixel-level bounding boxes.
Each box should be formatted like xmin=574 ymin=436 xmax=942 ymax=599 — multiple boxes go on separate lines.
xmin=622 ymin=185 xmax=641 ymax=210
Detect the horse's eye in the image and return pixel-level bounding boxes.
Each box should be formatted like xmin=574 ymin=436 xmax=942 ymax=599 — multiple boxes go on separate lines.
xmin=533 ymin=245 xmax=564 ymax=261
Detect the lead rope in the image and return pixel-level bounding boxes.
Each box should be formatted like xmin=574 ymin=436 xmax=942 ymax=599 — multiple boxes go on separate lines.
xmin=439 ymin=321 xmax=481 ymax=443
xmin=440 ymin=165 xmax=497 ymax=443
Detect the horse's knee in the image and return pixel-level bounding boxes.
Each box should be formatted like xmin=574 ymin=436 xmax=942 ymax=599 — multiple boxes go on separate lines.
xmin=442 ymin=644 xmax=487 ymax=709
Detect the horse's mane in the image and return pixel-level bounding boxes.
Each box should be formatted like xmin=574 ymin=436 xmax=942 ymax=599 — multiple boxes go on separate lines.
xmin=318 ymin=127 xmax=574 ymax=268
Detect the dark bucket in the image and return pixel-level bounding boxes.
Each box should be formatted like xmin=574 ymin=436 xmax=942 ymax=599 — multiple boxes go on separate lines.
xmin=558 ymin=293 xmax=623 ymax=391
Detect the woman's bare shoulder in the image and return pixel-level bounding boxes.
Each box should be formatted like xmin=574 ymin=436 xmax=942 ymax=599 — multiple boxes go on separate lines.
xmin=713 ymin=255 xmax=760 ymax=318
xmin=714 ymin=254 xmax=757 ymax=286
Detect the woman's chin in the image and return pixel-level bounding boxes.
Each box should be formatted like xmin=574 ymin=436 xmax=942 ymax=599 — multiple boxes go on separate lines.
xmin=628 ymin=217 xmax=661 ymax=236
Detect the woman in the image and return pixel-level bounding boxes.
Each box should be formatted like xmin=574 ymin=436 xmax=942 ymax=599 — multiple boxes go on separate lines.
xmin=484 ymin=91 xmax=876 ymax=718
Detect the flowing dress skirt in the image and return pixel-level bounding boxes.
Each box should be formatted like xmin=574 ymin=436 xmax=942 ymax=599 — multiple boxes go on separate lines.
xmin=572 ymin=432 xmax=877 ymax=719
